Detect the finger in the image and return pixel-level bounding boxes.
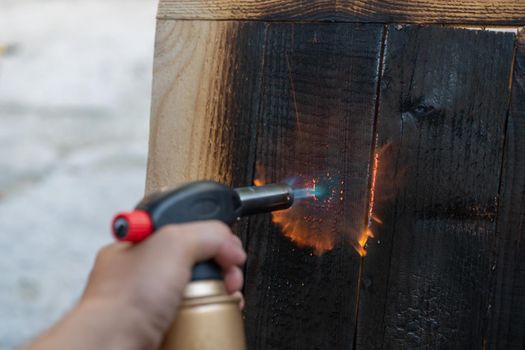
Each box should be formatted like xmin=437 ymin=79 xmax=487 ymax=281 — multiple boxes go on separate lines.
xmin=214 ymin=240 xmax=246 ymax=270
xmin=177 ymin=221 xmax=246 ymax=267
xmin=230 ymin=291 xmax=245 ymax=310
xmin=151 ymin=222 xmax=246 ymax=270
xmin=229 ymin=234 xmax=243 ymax=248
xmin=223 ymin=266 xmax=244 ymax=294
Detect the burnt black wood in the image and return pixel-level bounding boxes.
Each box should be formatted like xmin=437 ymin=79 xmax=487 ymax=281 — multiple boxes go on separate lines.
xmin=222 ymin=22 xmax=268 ymax=189
xmin=221 ymin=22 xmax=269 ymax=245
xmin=486 ymin=30 xmax=525 ymax=350
xmin=355 ymin=25 xmax=516 ymax=349
xmin=242 ymin=23 xmax=384 ymax=349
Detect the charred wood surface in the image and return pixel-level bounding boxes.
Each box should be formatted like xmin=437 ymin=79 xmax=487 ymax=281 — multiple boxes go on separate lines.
xmin=486 ymin=29 xmax=525 ymax=350
xmin=243 ymin=23 xmax=383 ymax=349
xmin=158 ymin=0 xmax=525 ymax=25
xmin=356 ymin=25 xmax=516 ymax=349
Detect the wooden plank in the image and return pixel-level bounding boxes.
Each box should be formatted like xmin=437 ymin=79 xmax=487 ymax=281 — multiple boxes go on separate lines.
xmin=355 ymin=25 xmax=516 ymax=349
xmin=486 ymin=28 xmax=525 ymax=350
xmin=146 ymin=17 xmax=522 ymax=349
xmin=159 ymin=0 xmax=335 ymax=21
xmin=146 ymin=20 xmax=267 ymax=194
xmin=158 ymin=0 xmax=525 ymax=25
xmin=243 ymin=23 xmax=384 ymax=349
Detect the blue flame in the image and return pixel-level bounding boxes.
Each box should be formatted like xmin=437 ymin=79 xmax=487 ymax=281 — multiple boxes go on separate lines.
xmin=312 ymin=184 xmax=326 ymax=198
xmin=291 ymin=183 xmax=327 ymax=201
xmin=292 ymin=187 xmax=316 ymax=200
xmin=283 ymin=173 xmax=344 ymax=203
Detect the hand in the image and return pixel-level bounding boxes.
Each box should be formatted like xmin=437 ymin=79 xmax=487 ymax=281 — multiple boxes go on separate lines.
xmin=24 ymin=221 xmax=246 ymax=350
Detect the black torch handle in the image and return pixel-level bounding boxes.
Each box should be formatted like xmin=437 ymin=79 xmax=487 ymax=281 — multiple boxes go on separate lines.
xmin=114 ymin=181 xmax=294 ymax=281
xmin=135 ymin=181 xmax=242 ymax=281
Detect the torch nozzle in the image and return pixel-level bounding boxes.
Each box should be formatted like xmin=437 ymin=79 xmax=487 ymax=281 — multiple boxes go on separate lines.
xmin=292 ymin=187 xmax=318 ymax=200
xmin=235 ymin=184 xmax=294 ymax=216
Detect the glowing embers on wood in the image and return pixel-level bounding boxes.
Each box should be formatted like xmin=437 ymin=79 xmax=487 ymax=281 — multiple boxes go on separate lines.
xmin=255 ymin=170 xmax=364 ymax=256
xmin=354 ymin=150 xmax=380 ymax=257
xmin=255 ymin=172 xmax=342 ymax=255
xmin=255 ymin=142 xmax=399 ymax=257
xmin=354 ymin=142 xmax=401 ymax=256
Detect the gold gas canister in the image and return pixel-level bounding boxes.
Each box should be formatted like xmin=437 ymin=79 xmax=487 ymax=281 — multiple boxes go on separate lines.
xmin=160 ymin=280 xmax=246 ymax=350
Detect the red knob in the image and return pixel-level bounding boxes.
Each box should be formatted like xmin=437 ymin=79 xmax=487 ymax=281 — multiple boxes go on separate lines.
xmin=112 ymin=211 xmax=154 ymax=242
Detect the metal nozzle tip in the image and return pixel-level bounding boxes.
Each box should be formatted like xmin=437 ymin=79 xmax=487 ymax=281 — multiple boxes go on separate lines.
xmin=235 ymin=184 xmax=294 ymax=217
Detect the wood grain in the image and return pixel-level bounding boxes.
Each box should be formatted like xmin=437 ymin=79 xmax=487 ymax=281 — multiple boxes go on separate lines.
xmin=242 ymin=22 xmax=384 ymax=349
xmin=158 ymin=0 xmax=525 ymax=25
xmin=354 ymin=25 xmax=516 ymax=349
xmin=486 ymin=28 xmax=525 ymax=350
xmin=146 ymin=20 xmax=266 ymax=194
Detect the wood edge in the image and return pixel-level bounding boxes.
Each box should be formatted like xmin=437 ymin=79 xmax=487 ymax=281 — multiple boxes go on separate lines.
xmin=156 ymin=1 xmax=525 ymax=25
xmin=156 ymin=17 xmax=525 ymax=26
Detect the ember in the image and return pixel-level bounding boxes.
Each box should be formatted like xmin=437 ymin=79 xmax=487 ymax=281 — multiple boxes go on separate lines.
xmin=254 ymin=174 xmax=335 ymax=255
xmin=352 ymin=150 xmax=380 ymax=256
xmin=255 ymin=142 xmax=397 ymax=257
xmin=255 ymin=167 xmax=358 ymax=255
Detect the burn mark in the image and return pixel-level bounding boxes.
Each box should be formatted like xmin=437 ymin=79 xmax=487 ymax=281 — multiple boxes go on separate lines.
xmin=355 ymin=25 xmax=516 ymax=349
xmin=252 ymin=22 xmax=386 ymax=257
xmin=243 ymin=22 xmax=384 ymax=349
xmin=206 ymin=21 xmax=268 ymax=189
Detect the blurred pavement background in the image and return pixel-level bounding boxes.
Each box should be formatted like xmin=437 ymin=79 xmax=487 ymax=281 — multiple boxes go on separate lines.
xmin=0 ymin=0 xmax=157 ymax=348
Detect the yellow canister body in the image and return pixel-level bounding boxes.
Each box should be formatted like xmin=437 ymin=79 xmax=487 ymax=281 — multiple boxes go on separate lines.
xmin=160 ymin=280 xmax=246 ymax=350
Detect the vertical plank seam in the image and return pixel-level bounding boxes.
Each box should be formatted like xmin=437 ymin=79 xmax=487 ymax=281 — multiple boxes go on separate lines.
xmin=352 ymin=23 xmax=388 ymax=350
xmin=485 ymin=29 xmax=520 ymax=349
xmin=497 ymin=36 xmax=519 ymax=200
xmin=375 ymin=26 xmax=405 ymax=349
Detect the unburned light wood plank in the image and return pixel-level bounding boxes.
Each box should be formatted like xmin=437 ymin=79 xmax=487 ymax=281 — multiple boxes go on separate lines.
xmin=355 ymin=25 xmax=516 ymax=349
xmin=243 ymin=22 xmax=384 ymax=349
xmin=486 ymin=28 xmax=525 ymax=350
xmin=158 ymin=0 xmax=525 ymax=25
xmin=158 ymin=0 xmax=335 ymax=21
xmin=146 ymin=20 xmax=266 ymax=194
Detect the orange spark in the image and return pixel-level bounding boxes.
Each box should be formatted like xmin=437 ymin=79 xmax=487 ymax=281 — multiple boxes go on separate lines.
xmin=371 ymin=215 xmax=383 ymax=224
xmin=352 ymin=150 xmax=380 ymax=257
xmin=368 ymin=151 xmax=380 ymax=225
